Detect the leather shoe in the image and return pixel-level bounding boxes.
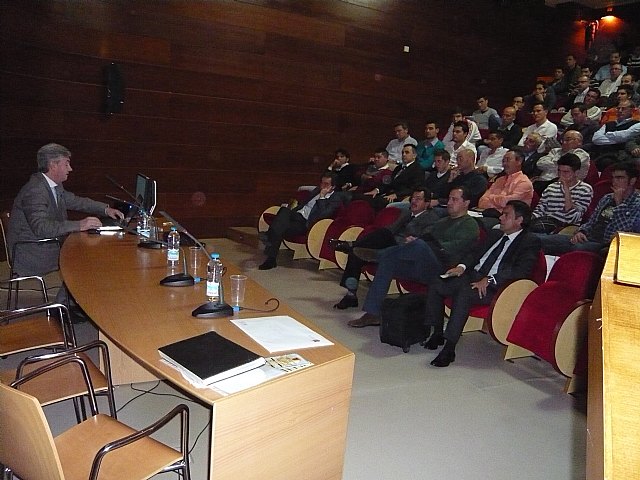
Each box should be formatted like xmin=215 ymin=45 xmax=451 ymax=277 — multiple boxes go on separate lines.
xmin=352 ymin=247 xmax=379 ymax=263
xmin=333 ymin=294 xmax=358 ymax=310
xmin=430 ymin=348 xmax=456 ymax=367
xmin=347 ymin=313 xmax=380 ymax=328
xmin=424 ymin=333 xmax=445 ymax=350
xmin=328 ymin=239 xmax=352 ymax=253
xmin=258 ymin=258 xmax=277 ymax=270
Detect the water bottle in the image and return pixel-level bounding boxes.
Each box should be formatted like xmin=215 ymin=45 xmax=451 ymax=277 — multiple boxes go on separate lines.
xmin=137 ymin=210 xmax=151 ymax=238
xmin=167 ymin=227 xmax=180 ymax=267
xmin=206 ymin=253 xmax=223 ymax=303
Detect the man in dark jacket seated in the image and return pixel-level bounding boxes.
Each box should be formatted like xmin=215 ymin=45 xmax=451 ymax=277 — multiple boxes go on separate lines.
xmin=259 ymin=172 xmax=348 ymax=270
xmin=424 ymin=200 xmax=541 ymax=367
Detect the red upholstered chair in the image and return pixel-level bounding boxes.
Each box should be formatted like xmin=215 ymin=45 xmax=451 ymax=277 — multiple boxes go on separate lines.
xmin=504 ymin=251 xmax=604 ymax=391
xmin=334 ymin=207 xmax=403 ymax=271
xmin=583 ymin=179 xmax=612 ymax=222
xmin=314 ymin=200 xmax=375 ymax=269
xmin=584 ymin=161 xmax=600 ymax=187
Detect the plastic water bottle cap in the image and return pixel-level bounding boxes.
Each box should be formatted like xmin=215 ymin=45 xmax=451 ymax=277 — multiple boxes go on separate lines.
xmin=170 ymin=226 xmax=177 ymax=231
xmin=232 ymin=305 xmax=240 ymax=312
xmin=211 ymin=253 xmax=219 ymax=259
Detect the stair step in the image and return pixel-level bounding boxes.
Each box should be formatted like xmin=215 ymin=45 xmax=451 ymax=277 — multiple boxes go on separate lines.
xmin=226 ymin=226 xmax=259 ymax=248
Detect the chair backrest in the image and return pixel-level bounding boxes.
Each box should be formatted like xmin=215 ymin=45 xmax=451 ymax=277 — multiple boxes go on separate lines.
xmin=370 ymin=207 xmax=403 ymax=229
xmin=0 ymin=382 xmax=65 ymax=480
xmin=547 ymin=250 xmax=603 ymax=299
xmin=583 ymin=179 xmax=611 ymax=221
xmin=1 ymin=210 xmax=11 ymax=267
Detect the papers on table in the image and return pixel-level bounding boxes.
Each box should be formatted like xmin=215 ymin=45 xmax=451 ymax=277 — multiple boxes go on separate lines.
xmin=231 ymin=315 xmax=334 ymax=353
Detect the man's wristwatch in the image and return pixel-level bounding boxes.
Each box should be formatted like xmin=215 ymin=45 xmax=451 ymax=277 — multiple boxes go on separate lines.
xmin=487 ymin=275 xmax=496 ymax=286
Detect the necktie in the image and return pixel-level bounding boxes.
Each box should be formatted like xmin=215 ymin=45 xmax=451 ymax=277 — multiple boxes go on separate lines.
xmin=476 ymin=236 xmax=508 ymax=278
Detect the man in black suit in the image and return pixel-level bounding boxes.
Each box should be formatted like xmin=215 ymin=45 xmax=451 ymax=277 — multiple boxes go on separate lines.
xmin=365 ymin=144 xmax=424 ymax=210
xmin=424 ymin=200 xmax=541 ymax=367
xmin=259 ymin=172 xmax=348 ymax=270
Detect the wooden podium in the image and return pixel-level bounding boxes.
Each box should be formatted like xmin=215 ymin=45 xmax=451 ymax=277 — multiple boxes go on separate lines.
xmin=587 ymin=232 xmax=640 ymax=479
xmin=60 ymin=233 xmax=354 ymax=480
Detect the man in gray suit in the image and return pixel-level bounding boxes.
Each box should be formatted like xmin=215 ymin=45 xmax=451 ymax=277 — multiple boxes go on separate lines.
xmin=8 ymin=143 xmax=123 ymax=280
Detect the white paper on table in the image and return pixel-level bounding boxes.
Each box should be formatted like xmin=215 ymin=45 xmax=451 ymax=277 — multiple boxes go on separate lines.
xmin=231 ymin=315 xmax=334 ymax=353
xmin=210 ymin=363 xmax=286 ymax=395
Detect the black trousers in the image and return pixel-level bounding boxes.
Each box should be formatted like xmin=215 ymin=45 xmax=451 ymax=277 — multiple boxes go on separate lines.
xmin=265 ymin=207 xmax=307 ymax=259
xmin=340 ymin=228 xmax=397 ymax=289
xmin=425 ymin=271 xmax=496 ymax=345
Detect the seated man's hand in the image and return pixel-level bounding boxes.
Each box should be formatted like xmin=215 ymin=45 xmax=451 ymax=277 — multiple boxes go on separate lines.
xmin=363 ymin=190 xmax=376 ymax=196
xmin=404 ymin=235 xmax=417 ymax=243
xmin=384 ymin=193 xmax=397 ymax=202
xmin=105 ymin=207 xmax=125 ymax=219
xmin=79 ymin=216 xmax=103 ymax=231
xmin=570 ymin=231 xmax=588 ymax=244
xmin=471 ymin=276 xmax=490 ymax=299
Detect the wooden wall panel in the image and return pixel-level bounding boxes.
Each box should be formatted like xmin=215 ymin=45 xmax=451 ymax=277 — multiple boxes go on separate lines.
xmin=2 ymin=0 xmax=639 ymax=238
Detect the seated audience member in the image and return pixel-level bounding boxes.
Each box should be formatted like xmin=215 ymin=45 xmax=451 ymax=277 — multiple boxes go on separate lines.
xmin=472 ymin=96 xmax=499 ymax=130
xmin=564 ymin=54 xmax=582 ymax=89
xmin=573 ymin=66 xmax=600 ymax=91
xmin=442 ymin=108 xmax=482 ymax=147
xmin=592 ymin=104 xmax=640 ymax=170
xmin=416 ymin=121 xmax=445 ymax=170
xmin=620 ymin=74 xmax=640 ymax=104
xmin=259 ymin=172 xmax=348 ymax=270
xmin=534 ymin=130 xmax=590 ymax=194
xmin=386 ymin=122 xmax=418 ymax=164
xmin=478 ymin=150 xmax=534 ymax=216
xmin=326 ymin=148 xmax=357 ymax=191
xmin=436 ymin=148 xmax=488 ymax=210
xmin=476 ymin=131 xmax=508 ymax=178
xmin=444 ymin=121 xmax=477 ymax=166
xmin=521 ymin=133 xmax=545 ymax=178
xmin=496 ymin=106 xmax=523 ymax=149
xmin=563 ymin=103 xmax=600 ymax=151
xmin=530 ymin=153 xmax=594 ymax=233
xmin=567 ymin=75 xmax=592 ymax=106
xmin=512 ymin=96 xmax=525 ymax=111
xmin=627 ymin=45 xmax=640 ymax=77
xmin=523 ymin=80 xmax=557 ymax=113
xmin=424 ymin=150 xmax=452 ymax=204
xmin=331 ymin=188 xmax=440 ymax=310
xmin=347 ymin=186 xmax=480 ymax=328
xmin=349 ymin=147 xmax=393 ymax=196
xmin=364 ymin=144 xmax=424 ymax=210
xmin=560 ymin=88 xmax=603 ymax=126
xmin=8 ymin=143 xmax=124 ymax=305
xmin=539 ymin=161 xmax=640 ymax=256
xmin=424 ymin=201 xmax=541 ymax=367
xmin=518 ymin=103 xmax=559 ymax=153
xmin=598 ymin=63 xmax=624 ymax=101
xmin=594 ymin=52 xmax=628 ymax=82
xmin=549 ymin=67 xmax=568 ymax=97
xmin=600 ymin=86 xmax=640 ymax=123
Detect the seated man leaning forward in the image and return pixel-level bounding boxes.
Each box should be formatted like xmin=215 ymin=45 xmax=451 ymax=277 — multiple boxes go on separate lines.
xmin=8 ymin=143 xmax=124 ymax=285
xmin=259 ymin=172 xmax=348 ymax=270
xmin=347 ymin=186 xmax=480 ymax=328
xmin=477 ymin=149 xmax=534 ymax=215
xmin=330 ymin=187 xmax=440 ymax=310
xmin=529 ymin=153 xmax=593 ymax=234
xmin=539 ymin=161 xmax=640 ymax=256
xmin=424 ymin=201 xmax=542 ymax=367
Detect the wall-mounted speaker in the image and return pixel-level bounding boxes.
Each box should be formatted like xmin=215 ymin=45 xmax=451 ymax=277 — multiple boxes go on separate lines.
xmin=104 ymin=62 xmax=125 ymax=114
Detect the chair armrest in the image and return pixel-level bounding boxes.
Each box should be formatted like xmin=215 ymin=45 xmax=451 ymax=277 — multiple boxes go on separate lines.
xmin=0 ymin=302 xmax=76 ymax=347
xmin=89 ymin=404 xmax=190 ymax=480
xmin=0 ymin=275 xmax=48 ymax=302
xmin=10 ymin=354 xmax=98 ymax=415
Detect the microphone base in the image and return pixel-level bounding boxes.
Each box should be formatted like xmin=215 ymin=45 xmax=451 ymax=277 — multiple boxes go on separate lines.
xmin=160 ymin=273 xmax=195 ymax=287
xmin=138 ymin=241 xmax=163 ymax=249
xmin=192 ymin=302 xmax=234 ymax=318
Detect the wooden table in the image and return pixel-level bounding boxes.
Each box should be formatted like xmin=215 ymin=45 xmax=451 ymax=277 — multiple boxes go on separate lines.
xmin=59 ymin=232 xmax=354 ymax=480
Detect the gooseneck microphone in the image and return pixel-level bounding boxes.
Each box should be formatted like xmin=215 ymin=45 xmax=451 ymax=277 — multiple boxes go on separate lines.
xmin=159 ymin=211 xmax=234 ymax=318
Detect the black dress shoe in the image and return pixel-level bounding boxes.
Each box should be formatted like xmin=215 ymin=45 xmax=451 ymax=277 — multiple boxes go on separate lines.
xmin=424 ymin=333 xmax=445 ymax=350
xmin=328 ymin=239 xmax=352 ymax=253
xmin=333 ymin=294 xmax=358 ymax=310
xmin=430 ymin=348 xmax=456 ymax=367
xmin=347 ymin=313 xmax=380 ymax=328
xmin=258 ymin=258 xmax=277 ymax=270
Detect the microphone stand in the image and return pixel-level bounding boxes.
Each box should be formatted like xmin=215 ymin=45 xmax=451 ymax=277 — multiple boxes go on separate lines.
xmin=159 ymin=211 xmax=234 ymax=318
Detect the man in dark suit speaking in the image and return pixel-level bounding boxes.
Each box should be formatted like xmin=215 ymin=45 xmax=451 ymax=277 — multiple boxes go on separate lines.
xmin=424 ymin=200 xmax=541 ymax=367
xmin=8 ymin=143 xmax=124 ymax=279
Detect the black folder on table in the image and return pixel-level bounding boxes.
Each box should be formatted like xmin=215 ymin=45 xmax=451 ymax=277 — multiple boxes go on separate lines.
xmin=159 ymin=331 xmax=266 ymax=385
